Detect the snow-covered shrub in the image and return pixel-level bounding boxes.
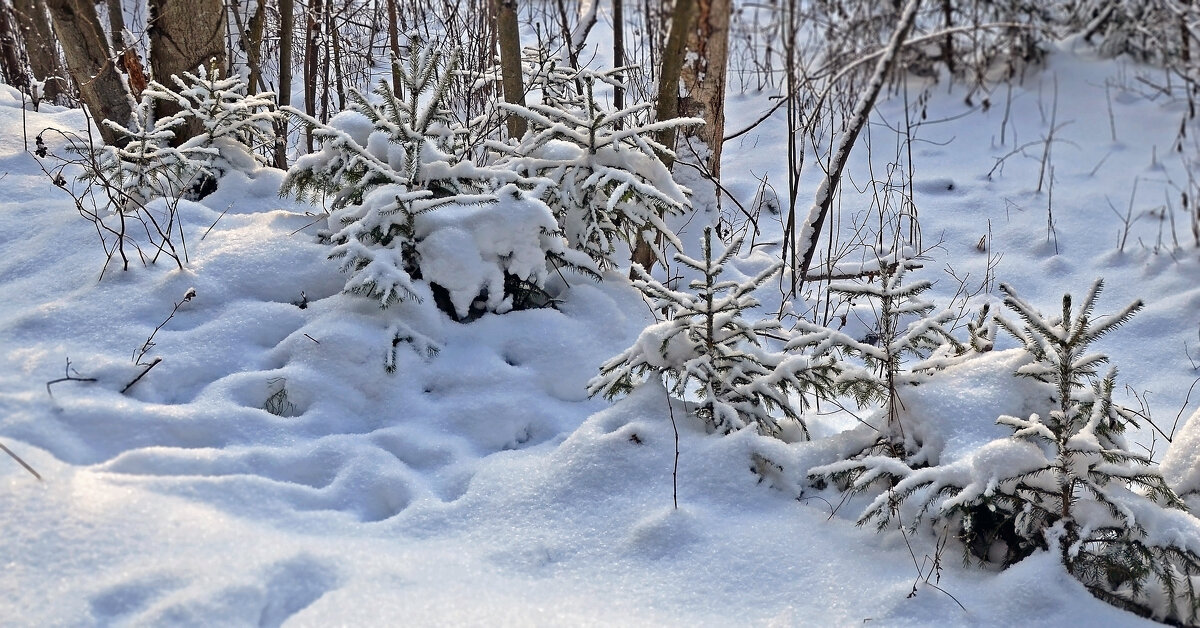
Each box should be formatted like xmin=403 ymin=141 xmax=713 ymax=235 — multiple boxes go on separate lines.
xmin=80 ymin=97 xmax=197 ymax=210
xmin=490 ymin=54 xmax=701 ymax=269
xmin=281 ymin=37 xmax=595 ymax=320
xmin=413 ymin=186 xmax=593 ymax=318
xmin=39 ymin=67 xmax=274 ymax=276
xmin=589 ymin=228 xmax=840 ymax=438
xmin=85 ymin=64 xmax=277 ymax=207
xmin=282 ymin=42 xmax=482 ymax=209
xmin=143 ymin=63 xmax=278 ymax=181
xmin=840 ymin=279 xmax=1200 ymax=625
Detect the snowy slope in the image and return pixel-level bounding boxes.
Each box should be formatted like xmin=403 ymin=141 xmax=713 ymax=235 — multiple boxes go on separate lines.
xmin=1 ymin=44 xmax=1197 ymax=627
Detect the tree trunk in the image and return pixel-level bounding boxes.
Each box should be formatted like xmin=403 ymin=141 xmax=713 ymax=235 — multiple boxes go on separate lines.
xmin=328 ymin=8 xmax=344 ymax=112
xmin=248 ymin=0 xmax=266 ymax=93
xmin=386 ymin=0 xmax=401 ymax=89
xmin=318 ymin=0 xmax=330 ymax=123
xmin=234 ymin=0 xmax=267 ymax=95
xmin=11 ymin=0 xmax=66 ymax=104
xmin=652 ymin=0 xmax=696 ymax=169
xmin=679 ymin=0 xmax=729 ymax=177
xmin=45 ymin=0 xmax=133 ymax=145
xmin=105 ymin=0 xmax=125 ymax=47
xmin=148 ymin=0 xmax=226 ymax=142
xmin=940 ymin=0 xmax=954 ymax=75
xmin=303 ymin=0 xmax=321 ymax=151
xmin=0 ymin=3 xmax=28 ymax=93
xmin=613 ymin=0 xmax=624 ymax=126
xmin=632 ymin=0 xmax=697 ymax=272
xmin=275 ymin=0 xmax=293 ymax=166
xmin=495 ymin=0 xmax=526 ymax=139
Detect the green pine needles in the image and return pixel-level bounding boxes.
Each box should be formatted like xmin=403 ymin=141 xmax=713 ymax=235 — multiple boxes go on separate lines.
xmin=280 ymin=35 xmax=599 ymax=321
xmin=837 ymin=279 xmax=1200 ymax=625
xmin=491 ymin=48 xmax=701 ymax=269
xmin=279 ymin=35 xmax=708 ymax=322
xmin=281 ymin=39 xmax=479 ymax=210
xmin=830 ymin=258 xmax=963 ymax=457
xmin=589 ymin=228 xmax=840 ymax=438
xmin=86 ymin=63 xmax=278 ymax=208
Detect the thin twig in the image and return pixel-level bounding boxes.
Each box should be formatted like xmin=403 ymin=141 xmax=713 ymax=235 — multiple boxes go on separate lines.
xmin=0 ymin=442 xmax=41 ymax=481
xmin=121 ymin=357 xmax=163 ymax=394
xmin=134 ymin=288 xmax=196 ymax=364
xmin=201 ymin=204 xmax=234 ymax=240
xmin=897 ymin=505 xmax=968 ymax=613
xmin=45 ymin=358 xmax=97 ymax=398
xmin=723 ymin=23 xmax=1039 ymax=143
xmin=666 ymin=391 xmax=680 ymax=510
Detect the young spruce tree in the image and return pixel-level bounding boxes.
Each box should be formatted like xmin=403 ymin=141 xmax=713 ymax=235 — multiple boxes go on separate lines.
xmin=813 ymin=257 xmax=964 ymax=473
xmin=850 ymin=280 xmax=1200 ymax=625
xmin=589 ymin=228 xmax=839 ymax=438
xmin=83 ymin=63 xmax=277 ymax=209
xmin=490 ymin=49 xmax=701 ymax=270
xmin=280 ymin=37 xmax=593 ymax=318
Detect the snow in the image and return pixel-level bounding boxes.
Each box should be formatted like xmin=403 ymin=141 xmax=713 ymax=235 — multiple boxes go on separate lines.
xmin=2 ymin=43 xmax=1198 ymax=627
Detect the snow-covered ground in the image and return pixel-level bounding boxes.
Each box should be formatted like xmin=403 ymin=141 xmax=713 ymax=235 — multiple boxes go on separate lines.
xmin=2 ymin=44 xmax=1198 ymax=626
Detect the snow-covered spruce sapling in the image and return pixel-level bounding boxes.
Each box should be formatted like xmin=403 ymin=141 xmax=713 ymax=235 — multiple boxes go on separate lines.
xmin=89 ymin=63 xmax=277 ymax=204
xmin=281 ymin=40 xmax=480 ymax=210
xmin=141 ymin=62 xmax=278 ymax=193
xmin=489 ymin=55 xmax=701 ymax=269
xmin=81 ymin=96 xmax=195 ymax=211
xmin=281 ymin=37 xmax=595 ymax=320
xmin=589 ymin=228 xmax=840 ymax=438
xmin=811 ymin=258 xmax=964 ymax=478
xmin=850 ymin=280 xmax=1200 ymax=625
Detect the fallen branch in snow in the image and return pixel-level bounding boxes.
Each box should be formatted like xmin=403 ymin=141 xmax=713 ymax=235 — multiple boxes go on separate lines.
xmin=121 ymin=357 xmax=163 ymax=394
xmin=0 ymin=441 xmax=41 ymax=481
xmin=45 ymin=357 xmax=97 ymax=398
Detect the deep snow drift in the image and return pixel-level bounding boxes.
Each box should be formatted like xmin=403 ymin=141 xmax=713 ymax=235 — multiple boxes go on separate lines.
xmin=2 ymin=48 xmax=1199 ymax=626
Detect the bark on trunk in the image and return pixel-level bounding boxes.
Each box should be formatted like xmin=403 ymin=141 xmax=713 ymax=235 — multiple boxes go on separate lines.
xmin=652 ymin=0 xmax=696 ymax=169
xmin=45 ymin=0 xmax=133 ymax=145
xmin=12 ymin=0 xmax=66 ymax=104
xmin=235 ymin=0 xmax=267 ymax=95
xmin=632 ymin=0 xmax=697 ymax=272
xmin=613 ymin=0 xmax=624 ymax=125
xmin=0 ymin=3 xmax=28 ymax=92
xmin=386 ymin=0 xmax=401 ymax=89
xmin=679 ymin=0 xmax=729 ymax=177
xmin=275 ymin=0 xmax=293 ymax=166
xmin=495 ymin=0 xmax=526 ymax=139
xmin=303 ymin=0 xmax=321 ymax=151
xmin=247 ymin=0 xmax=265 ymax=93
xmin=148 ymin=0 xmax=226 ymax=142
xmin=105 ymin=0 xmax=125 ymax=47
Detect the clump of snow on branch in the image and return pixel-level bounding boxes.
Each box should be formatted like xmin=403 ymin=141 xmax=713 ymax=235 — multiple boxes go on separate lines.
xmin=489 ymin=47 xmax=702 ymax=269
